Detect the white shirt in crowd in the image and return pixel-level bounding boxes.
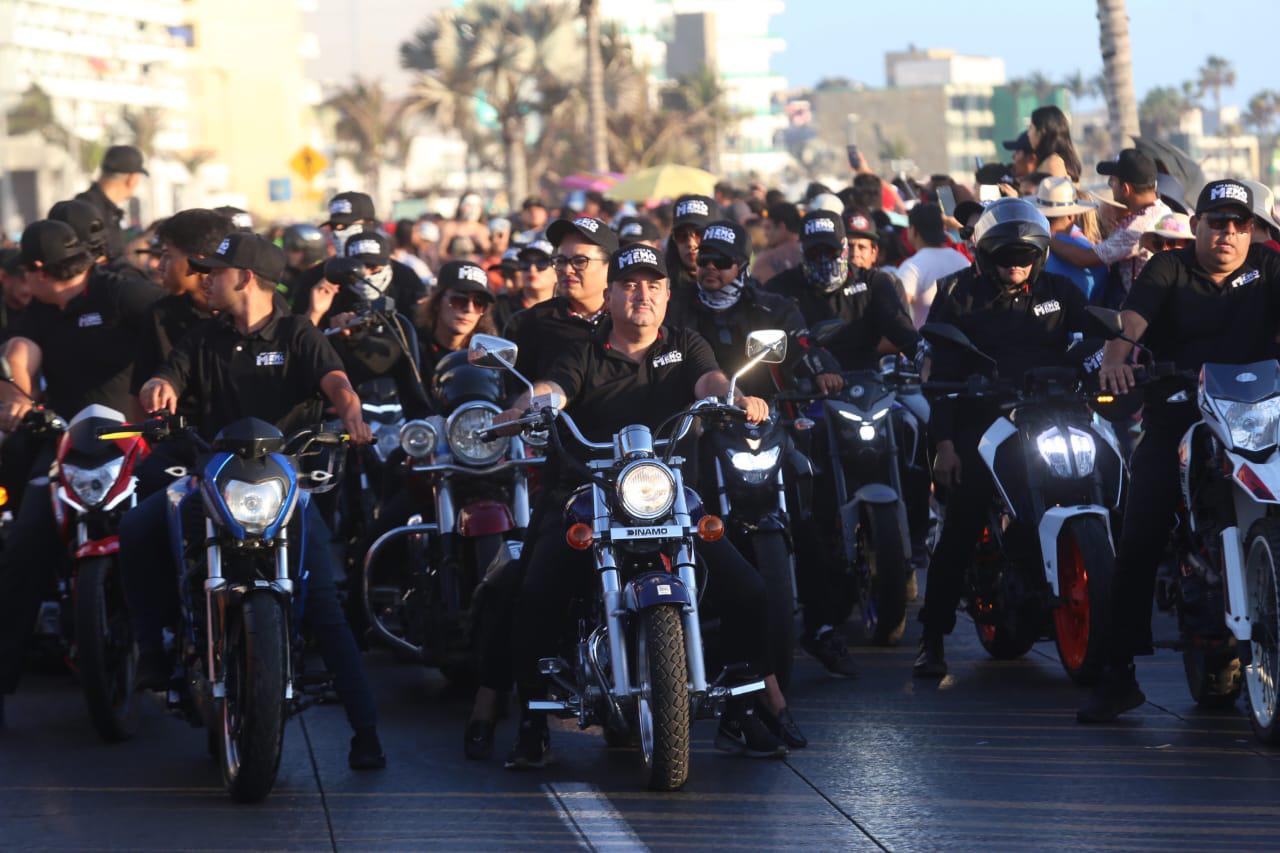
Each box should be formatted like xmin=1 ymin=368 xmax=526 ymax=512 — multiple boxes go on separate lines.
xmin=898 ymin=246 xmax=972 ymax=327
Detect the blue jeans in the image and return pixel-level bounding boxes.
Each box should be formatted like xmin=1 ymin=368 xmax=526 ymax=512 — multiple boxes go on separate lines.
xmin=119 ymin=489 xmax=378 ymax=731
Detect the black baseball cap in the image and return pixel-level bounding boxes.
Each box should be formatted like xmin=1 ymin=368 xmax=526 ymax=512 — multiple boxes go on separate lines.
xmin=188 ymin=232 xmax=286 ymax=282
xmin=101 ymin=144 xmax=148 ymax=176
xmin=954 ymin=199 xmax=985 ymax=227
xmin=213 ymin=205 xmax=254 ymax=232
xmin=517 ymin=231 xmax=554 ymax=260
xmin=672 ymin=195 xmax=718 ymax=229
xmin=608 ymin=243 xmax=667 ymax=282
xmin=343 ymin=231 xmax=391 ymax=266
xmin=616 ymin=215 xmax=660 ymax=243
xmin=48 ymin=199 xmax=107 ymax=257
xmin=908 ymin=203 xmax=946 ymax=245
xmin=323 ymin=191 xmax=377 ymax=228
xmin=1002 ymin=131 xmax=1033 ymax=154
xmin=20 ymin=220 xmax=92 ymax=270
xmin=436 ymin=259 xmax=494 ymax=300
xmin=843 ymin=206 xmax=879 ymax=240
xmin=799 ymin=210 xmax=845 ymax=250
xmin=546 ymin=216 xmax=619 ymax=254
xmin=1195 ymin=179 xmax=1255 ymax=216
xmin=1096 ymin=148 xmax=1157 ymax=186
xmin=698 ymin=220 xmax=751 ymax=264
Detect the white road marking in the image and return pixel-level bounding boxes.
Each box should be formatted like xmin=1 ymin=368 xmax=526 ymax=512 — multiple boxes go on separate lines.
xmin=543 ymin=782 xmax=648 ymax=852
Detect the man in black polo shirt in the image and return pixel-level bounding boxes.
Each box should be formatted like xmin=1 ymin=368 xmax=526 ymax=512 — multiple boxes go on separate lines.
xmin=496 ymin=244 xmax=803 ymax=770
xmin=121 ymin=232 xmax=385 ymax=767
xmin=0 ymin=219 xmax=163 ymax=723
xmin=74 ymin=145 xmax=147 ymax=261
xmin=504 ymin=216 xmax=617 ymax=381
xmin=1079 ymin=179 xmax=1280 ymax=722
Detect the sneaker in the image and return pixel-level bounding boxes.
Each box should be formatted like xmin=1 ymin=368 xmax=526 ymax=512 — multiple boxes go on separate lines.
xmin=715 ymin=707 xmax=788 ymax=758
xmin=913 ymin=633 xmax=947 ymax=678
xmin=464 ymin=719 xmax=495 ymax=761
xmin=1077 ymin=666 xmax=1146 ymax=724
xmin=504 ymin=716 xmax=555 ymax=770
xmin=348 ymin=728 xmax=387 ymax=770
xmin=801 ymin=627 xmax=859 ymax=677
xmin=759 ymin=705 xmax=807 ymax=749
xmin=136 ymin=646 xmax=171 ymax=691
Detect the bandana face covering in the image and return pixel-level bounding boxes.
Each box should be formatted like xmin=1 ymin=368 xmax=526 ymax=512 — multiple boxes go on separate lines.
xmin=355 ymin=264 xmax=393 ymax=300
xmin=696 ymin=273 xmax=746 ymax=311
xmin=330 ymin=224 xmax=364 ymax=255
xmin=803 ymin=255 xmax=849 ymax=294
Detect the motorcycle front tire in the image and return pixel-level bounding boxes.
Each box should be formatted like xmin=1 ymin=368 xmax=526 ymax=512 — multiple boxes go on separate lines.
xmin=866 ymin=503 xmax=908 ymax=646
xmin=219 ymin=592 xmax=288 ymax=803
xmin=637 ymin=605 xmax=690 ymax=792
xmin=1052 ymin=516 xmax=1113 ymax=685
xmin=75 ymin=556 xmax=140 ymax=742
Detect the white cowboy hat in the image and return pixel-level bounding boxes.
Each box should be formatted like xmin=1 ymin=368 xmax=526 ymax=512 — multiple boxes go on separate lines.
xmin=1029 ymin=176 xmax=1097 ymax=218
xmin=1144 ymin=212 xmax=1192 ymax=240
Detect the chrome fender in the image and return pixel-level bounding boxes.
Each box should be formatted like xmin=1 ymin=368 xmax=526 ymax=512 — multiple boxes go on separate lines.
xmin=1038 ymin=506 xmax=1113 ymax=596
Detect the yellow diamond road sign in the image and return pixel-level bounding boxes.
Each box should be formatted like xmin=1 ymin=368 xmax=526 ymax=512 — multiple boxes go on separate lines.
xmin=289 ymin=146 xmax=328 ymax=182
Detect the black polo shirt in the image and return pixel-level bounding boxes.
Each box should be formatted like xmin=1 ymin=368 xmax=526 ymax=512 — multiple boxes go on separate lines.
xmin=288 ymin=259 xmax=426 ymax=325
xmin=130 ymin=294 xmax=212 ymax=395
xmin=504 ymin=295 xmax=610 ymax=382
xmin=0 ymin=301 xmax=32 ymax=346
xmin=73 ymin=183 xmax=126 ymax=260
xmin=24 ymin=264 xmax=164 ymax=418
xmin=926 ymin=268 xmax=1091 ymax=444
xmin=544 ymin=324 xmax=720 ymax=477
xmin=154 ymin=306 xmax=345 ymax=440
xmin=765 ymin=265 xmax=919 ymax=369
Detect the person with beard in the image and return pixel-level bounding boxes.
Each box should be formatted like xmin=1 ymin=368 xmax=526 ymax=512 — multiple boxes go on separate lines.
xmin=665 ymin=194 xmax=719 ymax=297
xmin=494 ymin=233 xmax=556 ymax=332
xmin=290 ymin=192 xmax=426 ymax=322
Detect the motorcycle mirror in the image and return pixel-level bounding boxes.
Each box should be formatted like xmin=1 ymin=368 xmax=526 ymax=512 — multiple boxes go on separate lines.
xmin=745 ymin=329 xmax=787 ymax=364
xmin=1084 ymin=306 xmax=1126 ymax=341
xmin=920 ymin=322 xmax=977 ymax=353
xmin=323 ymin=256 xmax=369 ymax=288
xmin=878 ymin=354 xmax=898 ymax=376
xmin=468 ymin=334 xmax=519 ymax=370
xmin=808 ymin=319 xmax=846 ymax=347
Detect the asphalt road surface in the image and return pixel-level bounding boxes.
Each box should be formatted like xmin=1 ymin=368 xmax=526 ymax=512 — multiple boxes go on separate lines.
xmin=3 ymin=593 xmax=1278 ymax=852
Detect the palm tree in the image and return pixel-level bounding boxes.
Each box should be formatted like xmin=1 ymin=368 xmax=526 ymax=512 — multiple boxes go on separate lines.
xmin=1196 ymin=55 xmax=1236 ymax=128
xmin=1138 ymin=86 xmax=1191 ymax=138
xmin=1095 ymin=0 xmax=1140 ymax=150
xmin=401 ymin=1 xmax=580 ymax=204
xmin=323 ymin=79 xmax=419 ymax=205
xmin=663 ymin=67 xmax=735 ymax=175
xmin=1027 ymin=71 xmax=1056 ymax=104
xmin=6 ymin=84 xmax=74 ymax=152
xmin=1245 ymin=90 xmax=1280 ymax=183
xmin=581 ymin=0 xmax=608 ymax=173
xmin=121 ymin=108 xmax=164 ymax=161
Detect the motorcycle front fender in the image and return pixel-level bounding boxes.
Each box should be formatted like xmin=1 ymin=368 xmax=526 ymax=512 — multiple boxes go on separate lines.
xmin=1038 ymin=506 xmax=1113 ymax=596
xmin=1220 ymin=525 xmax=1252 ymax=643
xmin=624 ymin=572 xmax=692 ymax=611
xmin=458 ymin=500 xmax=515 ymax=537
xmin=852 ymin=483 xmax=898 ymax=504
xmin=75 ymin=535 xmax=119 ymax=559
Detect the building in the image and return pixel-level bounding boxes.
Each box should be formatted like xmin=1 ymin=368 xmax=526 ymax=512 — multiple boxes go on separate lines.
xmin=1173 ymin=106 xmax=1260 ymax=182
xmin=990 ymin=85 xmax=1070 ymax=150
xmin=0 ymin=0 xmax=191 ymax=234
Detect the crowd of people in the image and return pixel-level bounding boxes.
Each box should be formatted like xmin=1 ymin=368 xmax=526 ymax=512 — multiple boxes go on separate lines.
xmin=2 ymin=96 xmax=1280 ymax=776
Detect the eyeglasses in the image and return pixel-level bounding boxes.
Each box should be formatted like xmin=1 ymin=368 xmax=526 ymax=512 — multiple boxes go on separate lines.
xmin=446 ymin=293 xmax=489 ymax=312
xmin=551 ymin=254 xmax=606 ymax=272
xmin=696 ymin=253 xmax=736 ymax=269
xmin=1204 ymin=212 xmax=1253 ymax=232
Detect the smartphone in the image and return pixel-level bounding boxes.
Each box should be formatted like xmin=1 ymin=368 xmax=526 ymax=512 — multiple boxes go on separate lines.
xmin=936 ymin=186 xmax=957 ymax=218
xmin=978 ymin=184 xmax=1002 ymax=202
xmin=846 ymin=144 xmax=860 ymax=170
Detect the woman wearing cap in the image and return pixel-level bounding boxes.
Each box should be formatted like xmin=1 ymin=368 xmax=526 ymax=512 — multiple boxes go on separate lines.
xmin=414 ymin=260 xmax=498 ymax=381
xmin=1031 ymin=177 xmax=1109 ymax=302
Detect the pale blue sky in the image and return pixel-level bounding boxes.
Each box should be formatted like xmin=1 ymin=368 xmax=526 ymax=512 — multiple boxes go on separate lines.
xmin=772 ymin=0 xmax=1276 ymax=108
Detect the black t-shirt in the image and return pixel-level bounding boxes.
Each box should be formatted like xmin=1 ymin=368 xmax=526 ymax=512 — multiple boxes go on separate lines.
xmin=926 ymin=268 xmax=1091 ymax=444
xmin=289 ymin=259 xmax=426 ymax=326
xmin=131 ymin=294 xmax=212 ymax=396
xmin=154 ymin=306 xmax=345 ymax=440
xmin=504 ymin=296 xmax=610 ymax=382
xmin=765 ymin=265 xmax=919 ymax=369
xmin=24 ymin=265 xmax=164 ymax=418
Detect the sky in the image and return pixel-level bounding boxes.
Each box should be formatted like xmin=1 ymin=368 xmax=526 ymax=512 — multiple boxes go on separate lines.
xmin=309 ymin=0 xmax=1275 ymax=109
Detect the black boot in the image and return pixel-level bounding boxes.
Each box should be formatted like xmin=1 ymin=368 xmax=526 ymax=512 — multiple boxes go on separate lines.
xmin=348 ymin=727 xmax=387 ymax=769
xmin=801 ymin=626 xmax=859 ymax=677
xmin=504 ymin=714 xmax=554 ymax=770
xmin=913 ymin=632 xmax=947 ymax=678
xmin=1077 ymin=664 xmax=1146 ymax=723
xmin=758 ymin=704 xmax=807 ymax=749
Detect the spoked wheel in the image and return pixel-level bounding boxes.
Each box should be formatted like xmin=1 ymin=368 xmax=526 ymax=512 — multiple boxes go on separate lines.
xmin=863 ymin=503 xmax=907 ymax=646
xmin=220 ymin=593 xmax=288 ymax=803
xmin=75 ymin=557 xmax=140 ymax=742
xmin=636 ymin=605 xmax=690 ymax=791
xmin=1245 ymin=521 xmax=1280 ymax=743
xmin=1052 ymin=517 xmax=1112 ymax=685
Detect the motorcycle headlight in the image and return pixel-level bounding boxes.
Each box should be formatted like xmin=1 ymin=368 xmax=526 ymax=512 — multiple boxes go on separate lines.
xmin=222 ymin=479 xmax=286 ymax=534
xmin=63 ymin=459 xmax=124 ymax=508
xmin=373 ymin=422 xmax=402 ymax=462
xmin=1220 ymin=398 xmax=1280 ymax=453
xmin=447 ymin=404 xmax=510 ymax=465
xmin=729 ymin=446 xmax=782 ymax=484
xmin=399 ymin=419 xmax=437 ymax=459
xmin=616 ymin=461 xmax=676 ymax=521
xmin=1035 ymin=427 xmax=1096 ymax=478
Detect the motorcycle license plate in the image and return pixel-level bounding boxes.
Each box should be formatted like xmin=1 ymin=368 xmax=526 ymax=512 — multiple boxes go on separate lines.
xmin=610 ymin=524 xmax=684 ymax=541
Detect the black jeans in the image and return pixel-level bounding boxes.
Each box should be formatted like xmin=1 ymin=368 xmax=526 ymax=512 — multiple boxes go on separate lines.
xmin=512 ymin=496 xmax=772 ymax=701
xmin=119 ymin=490 xmax=379 ymax=732
xmin=1104 ymin=416 xmax=1190 ymax=666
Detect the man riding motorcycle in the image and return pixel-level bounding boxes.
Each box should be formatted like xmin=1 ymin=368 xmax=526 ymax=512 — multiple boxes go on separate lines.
xmin=495 ymin=244 xmax=802 ymax=769
xmin=124 ymin=232 xmax=386 ymax=769
xmin=1079 ymin=179 xmax=1280 ymax=722
xmin=915 ymin=197 xmax=1093 ymax=677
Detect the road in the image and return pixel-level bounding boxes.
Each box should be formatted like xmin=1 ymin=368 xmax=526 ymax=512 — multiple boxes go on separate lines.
xmin=3 ymin=597 xmax=1278 ymax=852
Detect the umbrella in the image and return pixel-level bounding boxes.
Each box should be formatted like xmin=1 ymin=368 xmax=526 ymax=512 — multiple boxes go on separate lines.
xmin=559 ymin=171 xmax=622 ymax=193
xmin=1132 ymin=137 xmax=1206 ymax=204
xmin=605 ymin=164 xmax=717 ymax=203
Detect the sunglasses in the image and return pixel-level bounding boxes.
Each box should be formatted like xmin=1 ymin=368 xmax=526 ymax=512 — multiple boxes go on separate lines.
xmin=696 ymin=253 xmax=736 ymax=269
xmin=526 ymin=258 xmax=553 ymax=271
xmin=446 ymin=293 xmax=488 ymax=312
xmin=551 ymin=254 xmax=606 ymax=272
xmin=1204 ymin=211 xmax=1253 ymax=231
xmin=1148 ymin=237 xmax=1189 ymax=251
xmin=990 ymin=246 xmax=1042 ymax=267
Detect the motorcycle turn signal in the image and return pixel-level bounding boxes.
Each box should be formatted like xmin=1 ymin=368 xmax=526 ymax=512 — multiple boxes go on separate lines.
xmin=566 ymin=523 xmax=594 ymax=550
xmin=697 ymin=515 xmax=725 ymax=542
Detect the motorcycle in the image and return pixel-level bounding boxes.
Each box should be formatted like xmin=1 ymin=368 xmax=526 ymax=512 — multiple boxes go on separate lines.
xmin=101 ymin=414 xmax=347 ymax=802
xmin=921 ymin=321 xmax=1126 ymax=683
xmin=468 ymin=329 xmax=785 ymax=790
xmin=361 ymin=348 xmax=542 ymax=681
xmin=0 ymin=360 xmax=146 ymax=741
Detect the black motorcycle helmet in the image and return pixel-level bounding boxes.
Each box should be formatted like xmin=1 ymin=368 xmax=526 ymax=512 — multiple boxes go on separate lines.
xmin=430 ymin=349 xmax=504 ymax=414
xmin=282 ymin=224 xmax=326 ymax=269
xmin=971 ymin=197 xmax=1051 ymax=287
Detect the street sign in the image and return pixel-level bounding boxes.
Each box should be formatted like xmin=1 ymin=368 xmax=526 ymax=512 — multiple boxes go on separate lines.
xmin=269 ymin=178 xmax=292 ymax=202
xmin=289 ymin=146 xmax=328 ymax=182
